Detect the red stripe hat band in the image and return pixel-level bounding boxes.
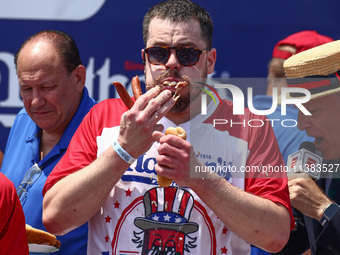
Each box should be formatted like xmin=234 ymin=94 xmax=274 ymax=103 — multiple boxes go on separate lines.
xmin=287 ymin=72 xmax=340 ymax=97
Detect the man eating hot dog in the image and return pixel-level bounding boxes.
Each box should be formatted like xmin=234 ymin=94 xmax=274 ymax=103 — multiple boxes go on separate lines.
xmin=42 ymin=0 xmax=294 ymax=254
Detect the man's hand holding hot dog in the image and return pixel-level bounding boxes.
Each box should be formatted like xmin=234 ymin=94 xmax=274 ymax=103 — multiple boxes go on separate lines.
xmin=117 ymin=87 xmax=176 ymax=158
xmin=153 ymin=130 xmax=208 ymax=188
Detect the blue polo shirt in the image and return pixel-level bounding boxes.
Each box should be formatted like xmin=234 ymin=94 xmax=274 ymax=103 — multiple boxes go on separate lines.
xmin=1 ymin=87 xmax=96 ymax=255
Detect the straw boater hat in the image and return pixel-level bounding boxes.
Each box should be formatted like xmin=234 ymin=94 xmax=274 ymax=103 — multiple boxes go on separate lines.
xmin=283 ymin=40 xmax=340 ymax=100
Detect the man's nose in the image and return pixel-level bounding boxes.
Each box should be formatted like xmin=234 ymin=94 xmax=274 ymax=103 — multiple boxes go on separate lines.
xmin=297 ymin=110 xmax=312 ymax=131
xmin=31 ymin=89 xmax=45 ymax=107
xmin=164 ymin=50 xmax=181 ymax=70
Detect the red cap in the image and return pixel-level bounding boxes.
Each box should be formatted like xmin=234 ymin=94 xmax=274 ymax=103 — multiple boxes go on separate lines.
xmin=272 ymin=30 xmax=334 ymax=59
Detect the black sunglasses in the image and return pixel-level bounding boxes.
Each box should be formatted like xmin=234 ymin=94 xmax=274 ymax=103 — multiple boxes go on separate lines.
xmin=144 ymin=46 xmax=209 ymax=67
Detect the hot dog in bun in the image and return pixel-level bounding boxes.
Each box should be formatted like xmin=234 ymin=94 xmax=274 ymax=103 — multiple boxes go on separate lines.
xmin=26 ymin=224 xmax=61 ymax=248
xmin=157 ymin=127 xmax=187 ymax=187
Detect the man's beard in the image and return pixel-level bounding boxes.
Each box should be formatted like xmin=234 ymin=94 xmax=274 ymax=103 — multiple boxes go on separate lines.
xmin=170 ymin=87 xmax=201 ymax=113
xmin=170 ymin=91 xmax=190 ymax=113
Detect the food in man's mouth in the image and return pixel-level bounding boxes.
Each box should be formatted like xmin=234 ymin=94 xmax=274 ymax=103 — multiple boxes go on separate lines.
xmin=162 ymin=81 xmax=188 ymax=100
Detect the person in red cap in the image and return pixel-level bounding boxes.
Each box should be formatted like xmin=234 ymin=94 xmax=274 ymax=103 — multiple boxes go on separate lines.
xmin=272 ymin=30 xmax=334 ymax=59
xmin=251 ymin=31 xmax=333 ymax=255
xmin=267 ymin=30 xmax=333 ymax=96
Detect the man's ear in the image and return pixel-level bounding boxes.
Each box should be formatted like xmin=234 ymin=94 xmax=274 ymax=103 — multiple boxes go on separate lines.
xmin=141 ymin=49 xmax=146 ymax=64
xmin=73 ymin=65 xmax=86 ymax=92
xmin=207 ymin=48 xmax=217 ymax=75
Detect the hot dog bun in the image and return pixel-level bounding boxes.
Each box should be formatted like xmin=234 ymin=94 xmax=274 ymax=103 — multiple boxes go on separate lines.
xmin=164 ymin=127 xmax=187 ymax=140
xmin=26 ymin=224 xmax=61 ymax=248
xmin=157 ymin=127 xmax=187 ymax=187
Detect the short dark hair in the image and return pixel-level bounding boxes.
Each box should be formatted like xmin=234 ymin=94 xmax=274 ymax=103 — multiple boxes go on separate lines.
xmin=143 ymin=0 xmax=213 ymax=49
xmin=14 ymin=30 xmax=82 ymax=74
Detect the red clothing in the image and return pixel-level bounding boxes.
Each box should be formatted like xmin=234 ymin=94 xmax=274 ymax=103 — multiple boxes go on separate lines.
xmin=44 ymin=98 xmax=294 ymax=254
xmin=0 ymin=173 xmax=29 ymax=255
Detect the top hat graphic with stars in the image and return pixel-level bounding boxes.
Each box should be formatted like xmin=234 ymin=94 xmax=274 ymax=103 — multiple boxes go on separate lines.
xmin=134 ymin=187 xmax=199 ymax=234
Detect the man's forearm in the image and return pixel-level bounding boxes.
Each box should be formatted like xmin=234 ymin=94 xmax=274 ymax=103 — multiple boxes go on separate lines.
xmin=191 ymin=177 xmax=291 ymax=252
xmin=43 ymin=146 xmax=129 ymax=235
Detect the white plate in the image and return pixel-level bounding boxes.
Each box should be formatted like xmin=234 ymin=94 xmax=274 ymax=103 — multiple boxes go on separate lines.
xmin=29 ymin=243 xmax=59 ymax=254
